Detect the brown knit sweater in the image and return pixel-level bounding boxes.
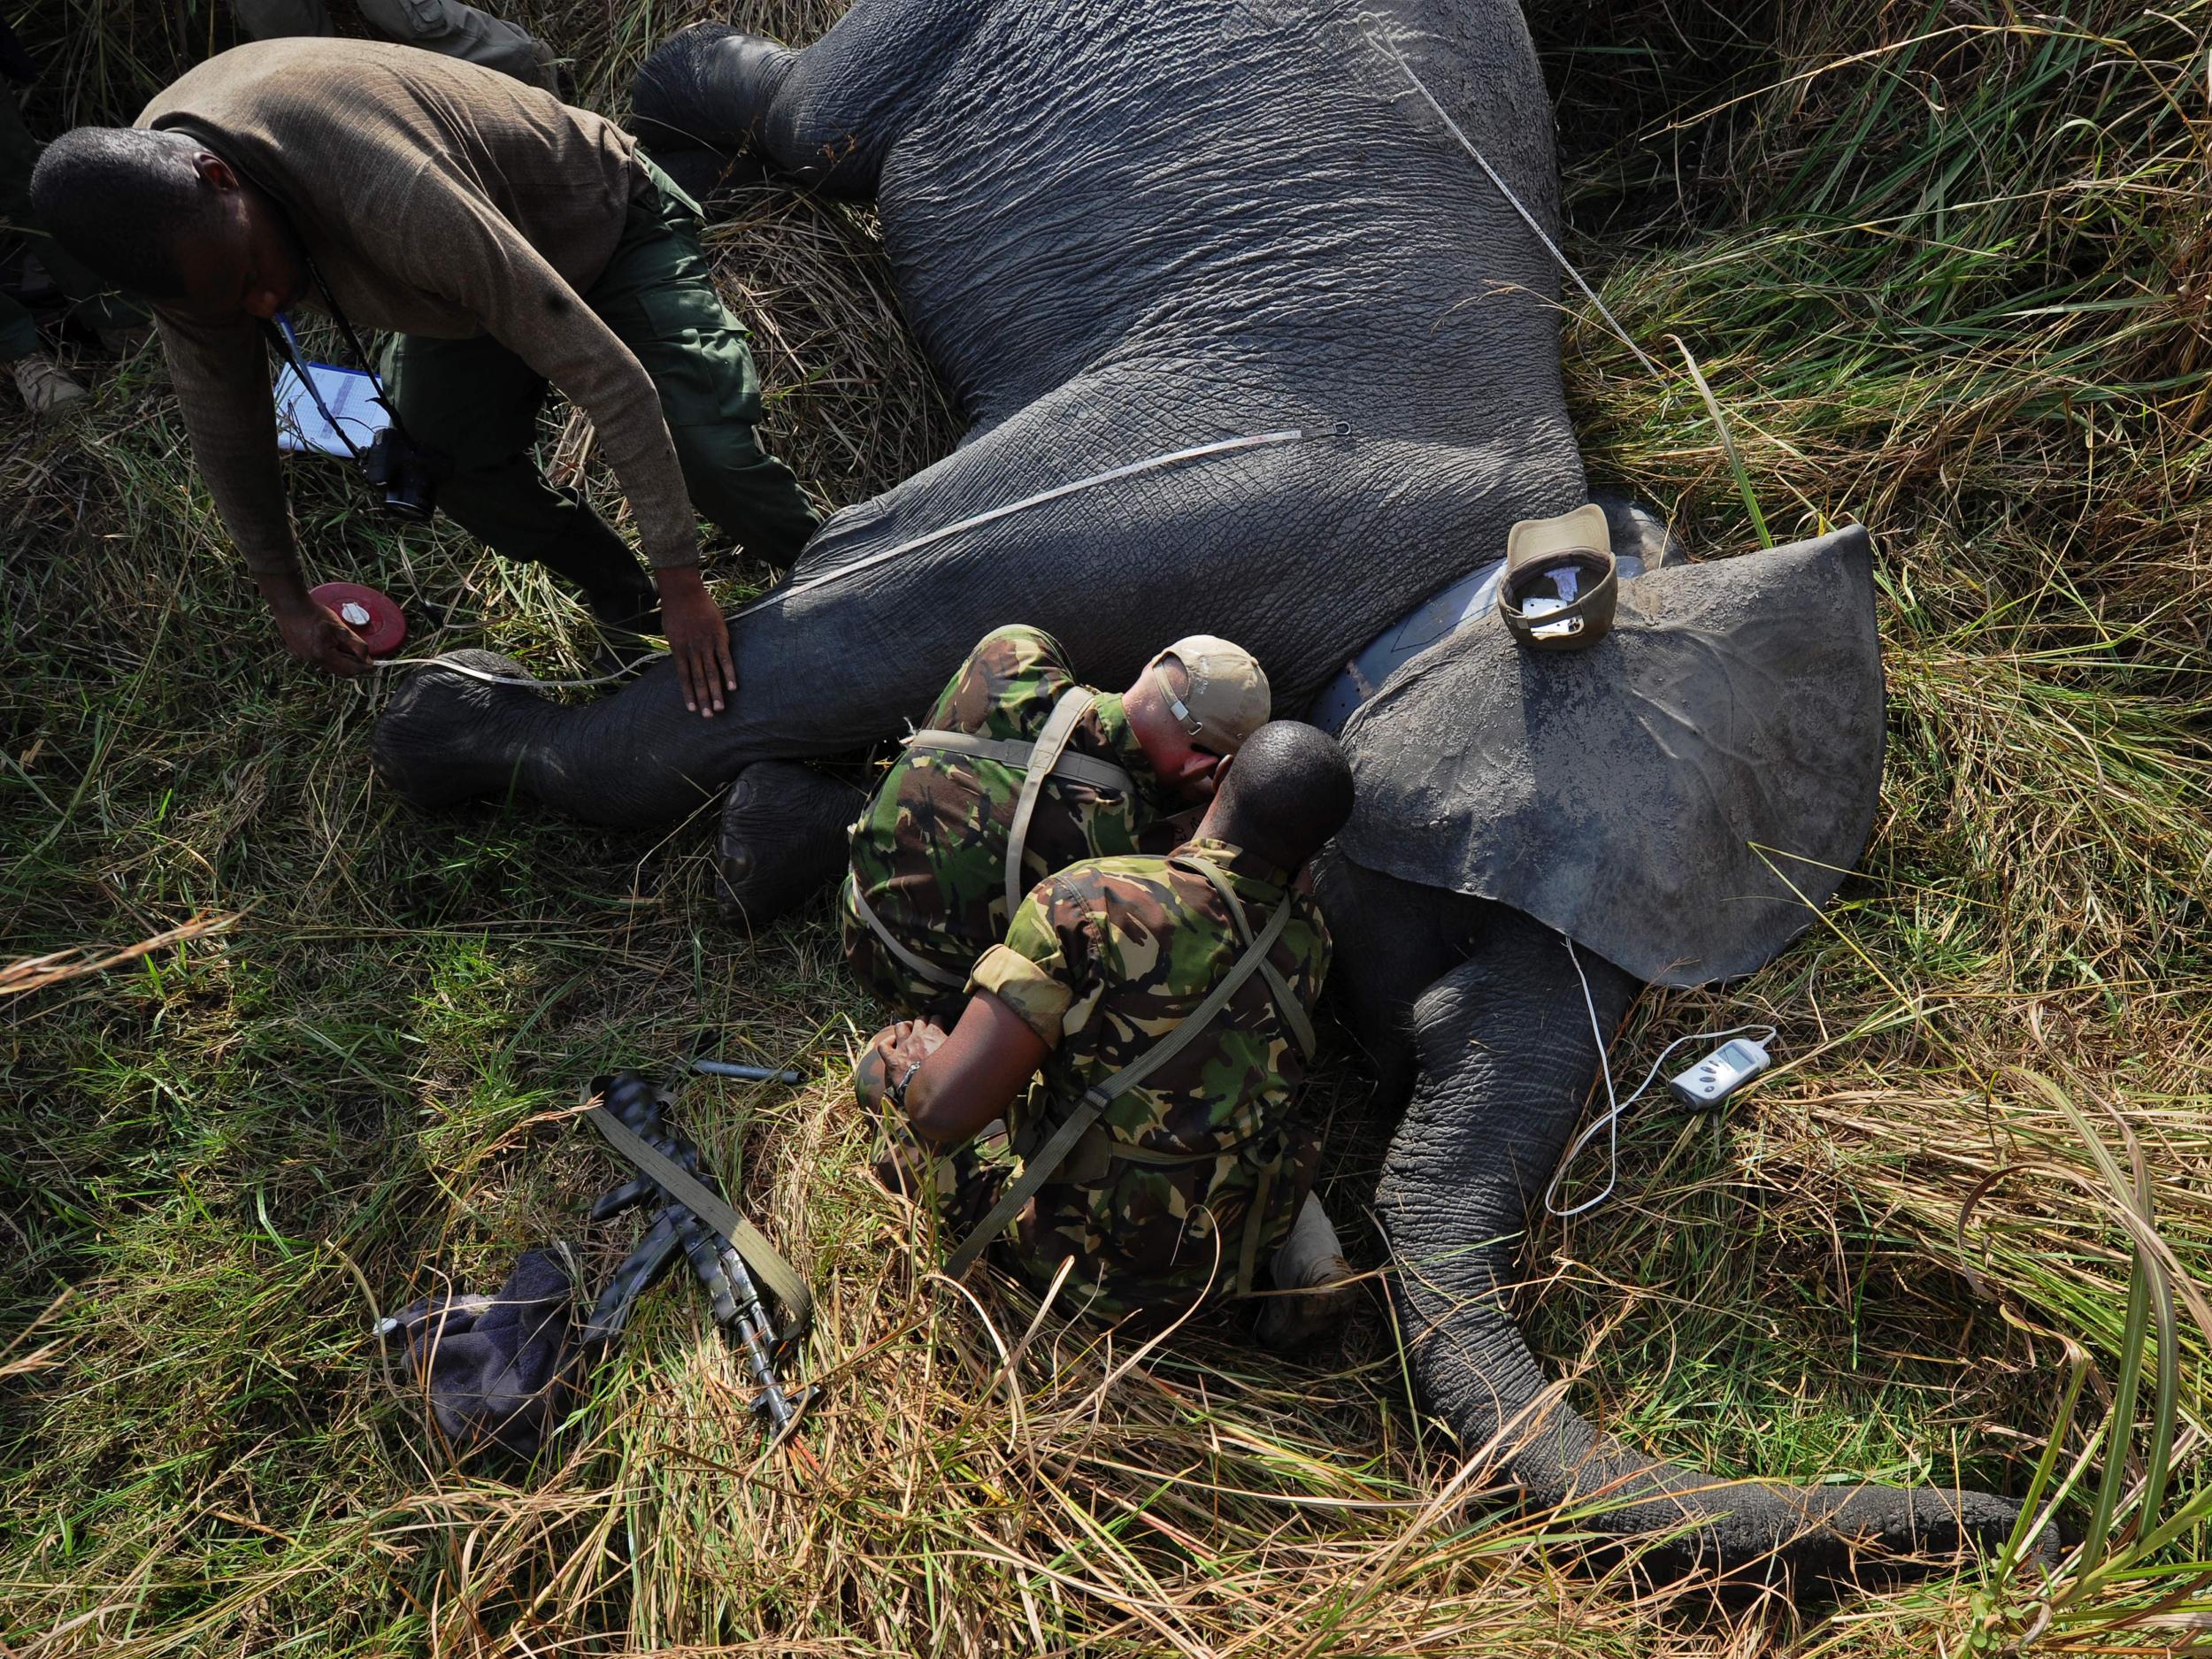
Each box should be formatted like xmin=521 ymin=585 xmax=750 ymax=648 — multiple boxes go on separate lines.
xmin=139 ymin=39 xmax=699 ymax=577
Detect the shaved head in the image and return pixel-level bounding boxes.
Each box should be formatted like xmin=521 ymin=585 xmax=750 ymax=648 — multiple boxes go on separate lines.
xmin=28 ymin=127 xmax=219 ymax=300
xmin=1202 ymin=720 xmax=1355 ymax=870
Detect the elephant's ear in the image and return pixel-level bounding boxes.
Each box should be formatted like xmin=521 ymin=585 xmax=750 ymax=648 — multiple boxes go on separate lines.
xmin=1334 ymin=526 xmax=1884 ymax=987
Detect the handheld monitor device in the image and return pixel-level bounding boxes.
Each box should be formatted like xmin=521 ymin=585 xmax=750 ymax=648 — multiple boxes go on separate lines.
xmin=1543 ymin=933 xmax=1780 ymax=1220
xmin=1666 ymin=1036 xmax=1772 ymax=1108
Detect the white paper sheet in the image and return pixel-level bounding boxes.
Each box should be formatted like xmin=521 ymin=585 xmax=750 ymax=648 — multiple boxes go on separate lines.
xmin=273 ymin=359 xmax=388 ymax=457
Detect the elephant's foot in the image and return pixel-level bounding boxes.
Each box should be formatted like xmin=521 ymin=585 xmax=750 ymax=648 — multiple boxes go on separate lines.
xmin=716 ymin=762 xmax=865 ymax=925
xmin=632 ymin=24 xmax=797 ymax=157
xmin=372 ymin=650 xmax=548 ymax=810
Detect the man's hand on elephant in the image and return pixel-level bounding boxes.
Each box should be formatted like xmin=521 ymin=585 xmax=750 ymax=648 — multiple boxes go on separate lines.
xmin=272 ymin=594 xmax=374 ymax=679
xmin=656 ymin=565 xmax=734 ymax=718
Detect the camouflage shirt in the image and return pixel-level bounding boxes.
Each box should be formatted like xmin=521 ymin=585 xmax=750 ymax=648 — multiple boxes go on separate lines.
xmin=957 ymin=836 xmax=1331 ymax=1311
xmin=842 ymin=625 xmax=1187 ymax=1015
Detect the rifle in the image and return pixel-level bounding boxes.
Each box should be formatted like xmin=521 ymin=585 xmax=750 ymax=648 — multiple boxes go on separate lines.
xmin=581 ymin=1071 xmax=816 ymax=1440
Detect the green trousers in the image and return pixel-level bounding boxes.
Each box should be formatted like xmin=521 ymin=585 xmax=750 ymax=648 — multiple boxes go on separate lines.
xmin=380 ymin=163 xmax=819 ymax=621
xmin=1 ymin=89 xmax=143 ymax=361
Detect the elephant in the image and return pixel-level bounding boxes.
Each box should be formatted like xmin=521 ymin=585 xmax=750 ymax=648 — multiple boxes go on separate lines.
xmin=369 ymin=0 xmax=2050 ymax=1579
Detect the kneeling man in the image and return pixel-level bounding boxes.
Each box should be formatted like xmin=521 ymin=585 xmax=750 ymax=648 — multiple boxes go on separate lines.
xmin=842 ymin=624 xmax=1268 ymax=1018
xmin=856 ymin=721 xmax=1358 ymax=1341
xmin=29 ymin=40 xmax=818 ymax=716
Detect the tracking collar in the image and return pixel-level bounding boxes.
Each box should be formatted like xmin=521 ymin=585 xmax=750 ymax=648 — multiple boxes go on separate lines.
xmin=1498 ymin=503 xmax=1618 ymax=652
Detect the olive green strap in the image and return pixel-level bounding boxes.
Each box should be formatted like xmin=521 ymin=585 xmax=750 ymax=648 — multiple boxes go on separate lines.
xmin=1177 ymin=856 xmax=1317 ymax=1063
xmin=846 ymin=875 xmax=965 ymax=991
xmin=908 ymin=729 xmax=1135 ymax=796
xmin=586 ymin=1096 xmax=814 ymax=1341
xmin=943 ymin=890 xmax=1294 ymax=1280
xmin=1002 ymin=688 xmax=1097 ymax=923
xmin=1236 ymin=1161 xmax=1279 ymax=1299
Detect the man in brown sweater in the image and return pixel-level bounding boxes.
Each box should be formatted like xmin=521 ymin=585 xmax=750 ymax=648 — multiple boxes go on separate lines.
xmin=27 ymin=39 xmax=818 ymax=717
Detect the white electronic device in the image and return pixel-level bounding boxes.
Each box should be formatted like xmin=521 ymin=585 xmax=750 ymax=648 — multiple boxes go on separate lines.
xmin=1666 ymin=1036 xmax=1772 ymax=1109
xmin=1518 ymin=593 xmax=1585 ymax=641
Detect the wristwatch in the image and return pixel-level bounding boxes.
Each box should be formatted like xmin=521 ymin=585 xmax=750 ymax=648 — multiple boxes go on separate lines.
xmin=887 ymin=1058 xmax=925 ymax=1110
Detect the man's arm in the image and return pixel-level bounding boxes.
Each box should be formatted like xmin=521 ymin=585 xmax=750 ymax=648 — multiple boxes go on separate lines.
xmin=859 ymin=876 xmax=1085 ymax=1147
xmin=155 ymin=311 xmax=371 ymax=676
xmin=388 ymin=171 xmax=733 ymax=713
xmin=882 ymin=996 xmax=1050 ymax=1148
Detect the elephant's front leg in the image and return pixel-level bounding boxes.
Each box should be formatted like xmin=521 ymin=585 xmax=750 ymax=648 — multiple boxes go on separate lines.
xmin=370 ymin=648 xmax=753 ymax=826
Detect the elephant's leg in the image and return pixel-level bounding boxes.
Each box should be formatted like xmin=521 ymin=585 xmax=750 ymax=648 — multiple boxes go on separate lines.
xmin=716 ymin=762 xmax=867 ymax=924
xmin=374 ymin=380 xmax=1169 ymax=825
xmin=372 ymin=370 xmax=1548 ymax=825
xmin=1310 ymin=853 xmax=1475 ymax=1110
xmin=631 ymin=1 xmax=986 ymax=196
xmin=1382 ymin=904 xmax=2047 ymax=1578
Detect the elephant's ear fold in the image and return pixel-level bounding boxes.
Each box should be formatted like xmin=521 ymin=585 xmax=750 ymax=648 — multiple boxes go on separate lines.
xmin=1334 ymin=525 xmax=1885 ymax=988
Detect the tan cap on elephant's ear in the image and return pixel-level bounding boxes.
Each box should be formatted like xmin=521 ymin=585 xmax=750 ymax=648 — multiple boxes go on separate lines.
xmin=1500 ymin=503 xmax=1618 ymax=652
xmin=1149 ymin=635 xmax=1271 ymax=752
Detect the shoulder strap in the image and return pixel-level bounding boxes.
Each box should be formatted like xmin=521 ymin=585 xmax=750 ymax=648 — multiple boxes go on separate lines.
xmin=942 ymin=890 xmax=1294 ymax=1279
xmin=1002 ymin=687 xmax=1097 ymax=923
xmin=585 ymin=1095 xmax=814 ymax=1342
xmin=1178 ymin=856 xmax=1318 ymax=1063
xmin=906 ymin=730 xmax=1135 ymax=797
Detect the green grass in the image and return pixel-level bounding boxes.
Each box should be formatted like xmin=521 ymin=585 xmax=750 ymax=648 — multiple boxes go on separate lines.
xmin=5 ymin=0 xmax=2212 ymax=1652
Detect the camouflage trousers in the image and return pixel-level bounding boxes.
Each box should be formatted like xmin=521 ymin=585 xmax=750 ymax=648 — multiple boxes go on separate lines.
xmin=878 ymin=1108 xmax=1321 ymax=1317
xmin=839 ymin=873 xmax=972 ymax=1024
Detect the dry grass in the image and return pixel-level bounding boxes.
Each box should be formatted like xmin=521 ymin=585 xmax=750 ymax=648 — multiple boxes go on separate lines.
xmin=4 ymin=0 xmax=2210 ymax=1654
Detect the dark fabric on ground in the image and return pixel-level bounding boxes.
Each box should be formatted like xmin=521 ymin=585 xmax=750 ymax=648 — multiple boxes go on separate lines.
xmin=388 ymin=1246 xmax=577 ymax=1459
xmin=1334 ymin=526 xmax=1886 ymax=987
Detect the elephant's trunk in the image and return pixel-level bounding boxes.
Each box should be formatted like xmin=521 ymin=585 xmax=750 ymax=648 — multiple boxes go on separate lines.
xmin=1379 ymin=907 xmax=2035 ymax=1578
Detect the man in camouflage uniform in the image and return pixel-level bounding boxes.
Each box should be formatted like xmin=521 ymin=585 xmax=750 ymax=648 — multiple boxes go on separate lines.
xmin=856 ymin=722 xmax=1360 ymax=1344
xmin=842 ymin=624 xmax=1271 ymax=1019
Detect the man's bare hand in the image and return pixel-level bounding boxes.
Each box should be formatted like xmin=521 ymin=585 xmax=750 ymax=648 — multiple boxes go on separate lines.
xmin=857 ymin=1019 xmax=950 ymax=1111
xmin=657 ymin=565 xmax=734 ymax=718
xmin=273 ymin=596 xmax=373 ymax=679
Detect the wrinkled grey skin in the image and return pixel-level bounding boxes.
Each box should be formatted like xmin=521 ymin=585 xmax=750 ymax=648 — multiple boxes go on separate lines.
xmin=370 ymin=0 xmax=2043 ymax=1578
xmin=371 ymin=0 xmax=1582 ymax=817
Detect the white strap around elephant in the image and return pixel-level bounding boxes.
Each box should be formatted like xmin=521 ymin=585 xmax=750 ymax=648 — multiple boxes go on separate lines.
xmin=374 ymin=427 xmax=1328 ymax=692
xmin=999 ymin=688 xmax=1100 ymax=923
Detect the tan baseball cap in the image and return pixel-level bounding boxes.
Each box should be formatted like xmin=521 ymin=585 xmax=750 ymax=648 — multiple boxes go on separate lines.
xmin=1148 ymin=634 xmax=1271 ymax=752
xmin=1499 ymin=503 xmax=1617 ymax=652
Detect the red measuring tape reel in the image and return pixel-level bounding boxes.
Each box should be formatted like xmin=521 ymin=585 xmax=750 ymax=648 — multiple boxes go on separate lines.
xmin=310 ymin=581 xmax=407 ymax=657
